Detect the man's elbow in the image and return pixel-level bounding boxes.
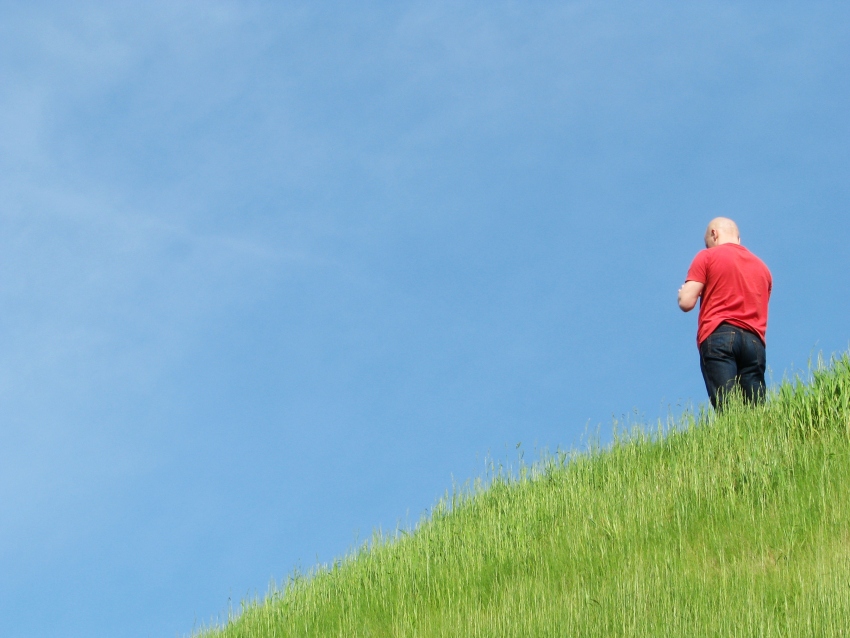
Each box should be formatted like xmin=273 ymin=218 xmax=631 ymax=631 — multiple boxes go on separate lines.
xmin=677 ymin=281 xmax=702 ymax=312
xmin=678 ymin=295 xmax=696 ymax=312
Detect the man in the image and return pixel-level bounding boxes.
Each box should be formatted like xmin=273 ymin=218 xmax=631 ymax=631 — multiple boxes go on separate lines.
xmin=678 ymin=218 xmax=772 ymax=409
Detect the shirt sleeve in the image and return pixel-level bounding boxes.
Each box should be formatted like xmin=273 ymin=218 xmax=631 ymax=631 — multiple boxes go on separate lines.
xmin=685 ymin=250 xmax=709 ymax=284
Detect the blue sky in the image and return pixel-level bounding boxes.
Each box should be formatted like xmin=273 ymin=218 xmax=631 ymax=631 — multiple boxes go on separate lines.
xmin=1 ymin=2 xmax=848 ymax=636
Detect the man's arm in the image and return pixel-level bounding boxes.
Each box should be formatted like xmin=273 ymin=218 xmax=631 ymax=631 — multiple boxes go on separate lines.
xmin=678 ymin=280 xmax=704 ymax=312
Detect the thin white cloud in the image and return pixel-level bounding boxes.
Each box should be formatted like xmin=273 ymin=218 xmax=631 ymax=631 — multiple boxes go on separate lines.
xmin=0 ymin=2 xmax=325 ymax=550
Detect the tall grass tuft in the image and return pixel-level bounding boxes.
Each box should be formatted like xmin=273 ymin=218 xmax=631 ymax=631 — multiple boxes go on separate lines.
xmin=195 ymin=353 xmax=850 ymax=637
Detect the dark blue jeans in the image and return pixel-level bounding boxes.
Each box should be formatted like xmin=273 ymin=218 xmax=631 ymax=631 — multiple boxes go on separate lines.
xmin=699 ymin=323 xmax=766 ymax=409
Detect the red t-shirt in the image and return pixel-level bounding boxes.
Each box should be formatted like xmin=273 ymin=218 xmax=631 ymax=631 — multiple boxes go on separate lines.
xmin=685 ymin=243 xmax=772 ymax=347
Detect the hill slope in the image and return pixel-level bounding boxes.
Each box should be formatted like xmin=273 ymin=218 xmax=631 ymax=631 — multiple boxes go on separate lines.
xmin=197 ymin=356 xmax=850 ymax=637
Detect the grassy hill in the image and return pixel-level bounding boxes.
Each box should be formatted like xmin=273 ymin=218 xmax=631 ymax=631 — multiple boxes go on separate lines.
xmin=196 ymin=355 xmax=850 ymax=637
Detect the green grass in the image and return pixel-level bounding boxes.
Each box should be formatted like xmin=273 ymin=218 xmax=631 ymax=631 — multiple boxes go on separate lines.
xmin=196 ymin=354 xmax=850 ymax=637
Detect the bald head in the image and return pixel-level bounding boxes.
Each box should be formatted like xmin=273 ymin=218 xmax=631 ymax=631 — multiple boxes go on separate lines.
xmin=704 ymin=217 xmax=741 ymax=248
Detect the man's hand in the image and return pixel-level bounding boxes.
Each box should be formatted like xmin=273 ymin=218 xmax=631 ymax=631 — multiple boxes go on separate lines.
xmin=678 ymin=280 xmax=704 ymax=312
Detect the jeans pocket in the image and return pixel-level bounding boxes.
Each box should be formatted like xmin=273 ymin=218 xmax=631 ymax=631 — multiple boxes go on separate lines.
xmin=703 ymin=330 xmax=735 ymax=359
xmin=749 ymin=334 xmax=766 ymax=368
